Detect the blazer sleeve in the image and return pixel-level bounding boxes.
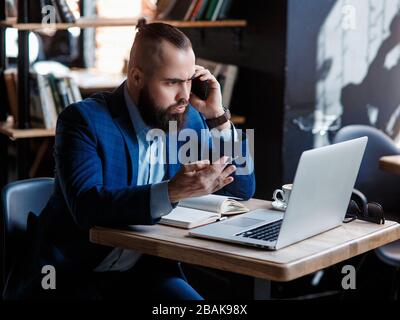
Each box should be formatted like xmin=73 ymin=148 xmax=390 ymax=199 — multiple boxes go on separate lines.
xmin=196 ymin=112 xmax=256 ymax=200
xmin=211 ymin=128 xmax=256 ymax=201
xmin=54 ymin=104 xmax=155 ymax=229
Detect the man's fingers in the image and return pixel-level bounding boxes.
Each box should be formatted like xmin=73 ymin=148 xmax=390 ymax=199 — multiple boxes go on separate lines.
xmin=199 ymin=156 xmax=230 ymax=177
xmin=210 ymin=156 xmax=230 ymax=175
xmin=213 ymin=167 xmax=236 ymax=191
xmin=219 ymin=165 xmax=236 ymax=180
xmin=211 ymin=176 xmax=234 ymax=193
xmin=213 ymin=156 xmax=229 ymax=165
xmin=183 ymin=159 xmax=210 ymax=173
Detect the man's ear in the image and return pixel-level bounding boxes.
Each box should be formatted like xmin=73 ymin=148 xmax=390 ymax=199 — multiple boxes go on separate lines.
xmin=128 ymin=67 xmax=145 ymax=89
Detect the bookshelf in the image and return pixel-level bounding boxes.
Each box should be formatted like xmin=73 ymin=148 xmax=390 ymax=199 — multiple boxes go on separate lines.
xmin=0 ymin=1 xmax=247 ymax=183
xmin=0 ymin=126 xmax=55 ymax=140
xmin=0 ymin=115 xmax=245 ymax=141
xmin=0 ymin=17 xmax=247 ymax=30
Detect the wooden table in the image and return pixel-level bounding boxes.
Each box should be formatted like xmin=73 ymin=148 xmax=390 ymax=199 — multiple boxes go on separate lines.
xmin=90 ymin=198 xmax=400 ymax=298
xmin=379 ymin=155 xmax=400 ymax=175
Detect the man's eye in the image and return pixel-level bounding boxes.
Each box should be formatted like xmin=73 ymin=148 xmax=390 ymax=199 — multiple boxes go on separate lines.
xmin=166 ymin=81 xmax=178 ymax=85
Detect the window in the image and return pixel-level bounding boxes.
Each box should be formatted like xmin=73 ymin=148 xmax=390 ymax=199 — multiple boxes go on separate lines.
xmin=95 ymin=0 xmax=156 ymax=73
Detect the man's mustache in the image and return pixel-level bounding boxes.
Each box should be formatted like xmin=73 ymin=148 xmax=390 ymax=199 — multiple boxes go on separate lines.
xmin=169 ymin=99 xmax=189 ymax=110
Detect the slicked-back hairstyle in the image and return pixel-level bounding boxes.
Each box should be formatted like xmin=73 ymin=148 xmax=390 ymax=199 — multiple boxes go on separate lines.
xmin=128 ymin=20 xmax=192 ymax=75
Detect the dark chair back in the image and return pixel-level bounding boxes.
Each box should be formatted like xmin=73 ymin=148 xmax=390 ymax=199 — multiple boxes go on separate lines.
xmin=334 ymin=126 xmax=400 ymax=299
xmin=1 ymin=178 xmax=54 ymax=284
xmin=334 ymin=125 xmax=400 ymax=212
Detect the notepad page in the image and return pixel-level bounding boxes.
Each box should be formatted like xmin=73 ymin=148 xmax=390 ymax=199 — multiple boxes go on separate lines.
xmin=161 ymin=207 xmax=219 ymax=224
xmin=179 ymin=194 xmax=228 ymax=213
xmin=221 ymin=200 xmax=249 ymax=215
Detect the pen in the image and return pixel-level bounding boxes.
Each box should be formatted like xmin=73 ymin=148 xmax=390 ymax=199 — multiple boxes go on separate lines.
xmin=225 ymin=156 xmax=239 ymax=165
xmin=217 ymin=217 xmax=228 ymax=222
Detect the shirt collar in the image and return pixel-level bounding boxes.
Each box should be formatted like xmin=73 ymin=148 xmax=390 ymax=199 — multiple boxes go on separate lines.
xmin=124 ymin=83 xmax=153 ymax=142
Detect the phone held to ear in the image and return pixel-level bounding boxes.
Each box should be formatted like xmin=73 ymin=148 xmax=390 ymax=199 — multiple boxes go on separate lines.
xmin=191 ymin=76 xmax=209 ymax=100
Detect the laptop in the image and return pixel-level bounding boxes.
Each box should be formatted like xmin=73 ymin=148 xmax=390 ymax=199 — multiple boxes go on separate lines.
xmin=189 ymin=137 xmax=368 ymax=250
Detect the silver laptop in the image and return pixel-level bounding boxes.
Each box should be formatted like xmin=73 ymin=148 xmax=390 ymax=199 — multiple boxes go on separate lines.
xmin=189 ymin=137 xmax=368 ymax=250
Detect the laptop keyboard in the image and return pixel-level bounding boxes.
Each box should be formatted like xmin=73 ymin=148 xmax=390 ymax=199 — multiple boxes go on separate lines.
xmin=236 ymin=220 xmax=283 ymax=242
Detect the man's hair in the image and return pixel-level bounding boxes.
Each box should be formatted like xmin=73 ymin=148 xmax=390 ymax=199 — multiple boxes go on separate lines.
xmin=128 ymin=20 xmax=192 ymax=75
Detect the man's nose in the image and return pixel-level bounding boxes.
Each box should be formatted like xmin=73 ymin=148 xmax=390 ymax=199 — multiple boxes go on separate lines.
xmin=177 ymin=83 xmax=191 ymax=101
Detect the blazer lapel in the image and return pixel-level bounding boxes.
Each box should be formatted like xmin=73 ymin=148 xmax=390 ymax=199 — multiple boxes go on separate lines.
xmin=107 ymin=82 xmax=139 ymax=185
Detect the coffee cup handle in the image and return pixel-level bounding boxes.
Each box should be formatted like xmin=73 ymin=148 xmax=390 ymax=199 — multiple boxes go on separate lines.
xmin=273 ymin=189 xmax=285 ymax=202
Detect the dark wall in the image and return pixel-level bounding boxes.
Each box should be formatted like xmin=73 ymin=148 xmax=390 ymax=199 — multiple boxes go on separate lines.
xmin=284 ymin=0 xmax=400 ymax=183
xmin=183 ymin=0 xmax=288 ymax=199
xmin=283 ymin=0 xmax=336 ymax=182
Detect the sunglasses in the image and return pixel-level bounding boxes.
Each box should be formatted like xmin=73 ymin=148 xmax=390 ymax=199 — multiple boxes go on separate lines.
xmin=344 ymin=199 xmax=385 ymax=225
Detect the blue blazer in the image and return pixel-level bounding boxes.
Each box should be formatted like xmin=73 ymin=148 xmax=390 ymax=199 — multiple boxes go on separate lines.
xmin=4 ymin=83 xmax=255 ymax=298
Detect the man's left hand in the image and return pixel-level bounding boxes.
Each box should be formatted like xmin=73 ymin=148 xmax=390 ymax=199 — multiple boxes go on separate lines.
xmin=189 ymin=65 xmax=225 ymax=119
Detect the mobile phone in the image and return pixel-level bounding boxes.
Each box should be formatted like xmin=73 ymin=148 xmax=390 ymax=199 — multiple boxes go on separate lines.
xmin=191 ymin=76 xmax=209 ymax=100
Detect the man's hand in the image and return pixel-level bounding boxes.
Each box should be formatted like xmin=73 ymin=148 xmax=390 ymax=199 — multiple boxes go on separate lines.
xmin=168 ymin=156 xmax=236 ymax=203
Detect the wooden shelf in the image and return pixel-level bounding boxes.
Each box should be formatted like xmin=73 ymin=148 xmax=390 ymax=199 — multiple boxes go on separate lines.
xmin=0 ymin=124 xmax=55 ymax=140
xmin=0 ymin=115 xmax=245 ymax=140
xmin=0 ymin=17 xmax=247 ymax=30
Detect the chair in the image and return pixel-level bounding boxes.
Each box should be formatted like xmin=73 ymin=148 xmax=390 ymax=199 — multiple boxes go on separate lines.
xmin=334 ymin=125 xmax=400 ymax=299
xmin=1 ymin=178 xmax=54 ymax=287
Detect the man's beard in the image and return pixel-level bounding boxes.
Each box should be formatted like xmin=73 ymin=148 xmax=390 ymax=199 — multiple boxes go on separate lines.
xmin=136 ymin=85 xmax=189 ymax=132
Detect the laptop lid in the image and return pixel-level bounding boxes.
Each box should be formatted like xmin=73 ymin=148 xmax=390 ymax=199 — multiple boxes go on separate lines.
xmin=274 ymin=137 xmax=368 ymax=249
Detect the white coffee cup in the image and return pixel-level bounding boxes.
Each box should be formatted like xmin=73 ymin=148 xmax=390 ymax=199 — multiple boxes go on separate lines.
xmin=272 ymin=184 xmax=293 ymax=205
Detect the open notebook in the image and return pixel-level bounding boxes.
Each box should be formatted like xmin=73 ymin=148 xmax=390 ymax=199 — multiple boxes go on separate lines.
xmin=159 ymin=194 xmax=249 ymax=229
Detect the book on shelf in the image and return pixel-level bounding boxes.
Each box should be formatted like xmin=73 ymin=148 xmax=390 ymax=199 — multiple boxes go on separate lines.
xmin=47 ymin=73 xmax=63 ymax=114
xmin=196 ymin=57 xmax=238 ymax=107
xmin=155 ymin=0 xmax=178 ymax=20
xmin=56 ymin=77 xmax=70 ymax=109
xmin=155 ymin=0 xmax=234 ymax=21
xmin=35 ymin=73 xmax=58 ymax=129
xmin=211 ymin=0 xmax=224 ymax=21
xmin=193 ymin=0 xmax=210 ymax=21
xmin=67 ymin=77 xmax=82 ymax=102
xmin=159 ymin=194 xmax=249 ymax=229
xmin=205 ymin=0 xmax=221 ymax=21
xmin=189 ymin=0 xmax=207 ymax=21
xmin=5 ymin=0 xmax=17 ymax=18
xmin=36 ymin=73 xmax=82 ymax=128
xmin=52 ymin=0 xmax=76 ymax=23
xmin=30 ymin=72 xmax=44 ymax=127
xmin=3 ymin=68 xmax=18 ymax=124
xmin=182 ymin=0 xmax=199 ymax=21
xmin=163 ymin=0 xmax=194 ymax=20
xmin=0 ymin=70 xmax=11 ymax=122
xmin=2 ymin=64 xmax=82 ymax=129
xmin=217 ymin=0 xmax=233 ymax=20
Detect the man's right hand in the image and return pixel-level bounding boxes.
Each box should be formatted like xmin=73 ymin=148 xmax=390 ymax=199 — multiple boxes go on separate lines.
xmin=168 ymin=156 xmax=236 ymax=203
